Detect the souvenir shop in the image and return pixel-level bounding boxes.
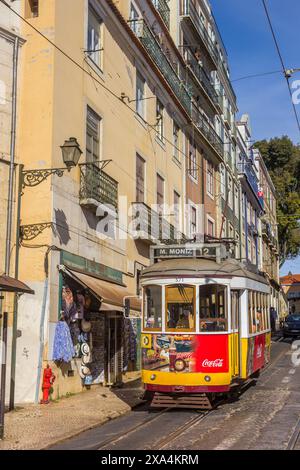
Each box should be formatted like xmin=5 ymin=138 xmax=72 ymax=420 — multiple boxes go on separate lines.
xmin=51 ymin=258 xmax=141 ymax=387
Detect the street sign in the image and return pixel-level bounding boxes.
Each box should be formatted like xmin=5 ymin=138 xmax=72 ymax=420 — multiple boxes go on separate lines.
xmin=150 ymin=243 xmax=227 ymax=263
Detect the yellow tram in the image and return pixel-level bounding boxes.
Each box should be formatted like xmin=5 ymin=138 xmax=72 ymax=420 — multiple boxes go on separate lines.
xmin=140 ymin=244 xmax=271 ymax=407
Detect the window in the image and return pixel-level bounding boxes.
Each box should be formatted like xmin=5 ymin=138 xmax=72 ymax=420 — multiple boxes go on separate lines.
xmin=136 ymin=154 xmax=145 ymax=202
xmin=129 ymin=2 xmax=139 ymax=32
xmin=190 ymin=205 xmax=197 ymax=237
xmin=228 ymin=176 xmax=233 ymax=208
xmin=86 ymin=107 xmax=101 ymax=163
xmin=231 ymin=291 xmax=239 ymax=331
xmin=188 ymin=141 xmax=197 ymax=180
xmin=143 ymin=285 xmax=162 ymax=330
xmin=173 ymin=191 xmax=181 ymax=230
xmin=234 ymin=185 xmax=239 ymax=217
xmin=136 ymin=72 xmax=145 ymax=118
xmin=207 ymin=218 xmax=214 ymax=237
xmin=220 ymin=164 xmax=225 ymax=197
xmin=25 ymin=0 xmax=39 ymax=18
xmin=87 ymin=6 xmax=103 ymax=68
xmin=173 ymin=121 xmax=180 ymax=161
xmin=156 ymin=99 xmax=164 ymax=141
xmin=157 ymin=174 xmax=164 ymax=212
xmin=206 ymin=160 xmax=214 ymax=197
xmin=166 ymin=285 xmax=195 ymax=331
xmin=199 ymin=285 xmax=227 ymax=332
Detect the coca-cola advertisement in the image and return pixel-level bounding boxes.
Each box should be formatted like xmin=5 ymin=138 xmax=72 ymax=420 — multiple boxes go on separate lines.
xmin=193 ymin=334 xmax=229 ymax=373
xmin=253 ymin=334 xmax=266 ymax=372
xmin=142 ymin=333 xmax=229 ymax=373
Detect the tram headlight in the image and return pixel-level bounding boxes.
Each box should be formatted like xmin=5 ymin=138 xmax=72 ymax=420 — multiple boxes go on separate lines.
xmin=174 ymin=358 xmax=186 ymax=372
xmin=150 ymin=374 xmax=156 ymax=381
xmin=204 ymin=375 xmax=211 ymax=382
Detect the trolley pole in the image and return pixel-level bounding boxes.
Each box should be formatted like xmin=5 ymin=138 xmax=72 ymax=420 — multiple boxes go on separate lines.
xmin=0 ymin=312 xmax=8 ymax=440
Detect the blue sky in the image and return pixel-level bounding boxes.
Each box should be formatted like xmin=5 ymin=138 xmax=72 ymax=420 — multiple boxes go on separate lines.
xmin=210 ymin=0 xmax=300 ymax=276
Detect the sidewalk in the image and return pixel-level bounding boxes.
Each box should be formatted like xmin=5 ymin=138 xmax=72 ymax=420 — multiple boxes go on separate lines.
xmin=0 ymin=377 xmax=143 ymax=450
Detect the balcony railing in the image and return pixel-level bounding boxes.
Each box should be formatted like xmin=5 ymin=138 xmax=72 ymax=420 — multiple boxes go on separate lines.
xmin=180 ymin=46 xmax=219 ymax=106
xmin=152 ymin=0 xmax=170 ymax=29
xmin=224 ymin=150 xmax=232 ymax=167
xmin=238 ymin=160 xmax=264 ymax=210
xmin=131 ymin=202 xmax=186 ymax=243
xmin=129 ymin=19 xmax=191 ymax=115
xmin=180 ymin=0 xmax=219 ymax=66
xmin=79 ymin=163 xmax=118 ymax=210
xmin=191 ymin=104 xmax=224 ymax=158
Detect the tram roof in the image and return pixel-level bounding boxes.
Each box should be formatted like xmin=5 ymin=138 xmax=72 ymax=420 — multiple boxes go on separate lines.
xmin=141 ymin=258 xmax=269 ymax=285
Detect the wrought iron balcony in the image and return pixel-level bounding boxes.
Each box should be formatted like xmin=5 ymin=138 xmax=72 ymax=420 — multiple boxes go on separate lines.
xmin=180 ymin=46 xmax=219 ymax=106
xmin=180 ymin=0 xmax=219 ymax=66
xmin=191 ymin=104 xmax=224 ymax=158
xmin=79 ymin=163 xmax=118 ymax=211
xmin=238 ymin=160 xmax=262 ymax=205
xmin=131 ymin=202 xmax=185 ymax=244
xmin=152 ymin=0 xmax=170 ymax=29
xmin=129 ymin=19 xmax=191 ymax=115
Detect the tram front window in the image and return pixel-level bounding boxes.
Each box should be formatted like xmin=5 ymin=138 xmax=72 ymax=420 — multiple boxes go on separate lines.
xmin=166 ymin=285 xmax=195 ymax=332
xmin=199 ymin=285 xmax=227 ymax=332
xmin=143 ymin=285 xmax=162 ymax=330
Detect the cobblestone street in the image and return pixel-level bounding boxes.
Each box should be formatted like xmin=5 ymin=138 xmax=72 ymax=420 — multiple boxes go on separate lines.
xmin=51 ymin=338 xmax=300 ymax=451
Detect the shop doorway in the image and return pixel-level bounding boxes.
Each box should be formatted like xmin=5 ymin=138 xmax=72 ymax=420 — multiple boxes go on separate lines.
xmin=106 ymin=315 xmax=123 ymax=386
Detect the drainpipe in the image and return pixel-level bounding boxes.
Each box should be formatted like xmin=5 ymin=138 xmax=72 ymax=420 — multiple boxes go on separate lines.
xmin=5 ymin=36 xmax=19 ymax=276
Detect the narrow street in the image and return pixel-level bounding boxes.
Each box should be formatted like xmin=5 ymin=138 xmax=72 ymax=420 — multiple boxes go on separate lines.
xmin=51 ymin=337 xmax=300 ymax=451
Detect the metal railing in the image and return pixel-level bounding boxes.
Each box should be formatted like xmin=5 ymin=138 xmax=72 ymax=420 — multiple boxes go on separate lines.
xmin=238 ymin=160 xmax=259 ymax=193
xmin=152 ymin=0 xmax=170 ymax=29
xmin=180 ymin=0 xmax=219 ymax=66
xmin=191 ymin=103 xmax=224 ymax=158
xmin=131 ymin=202 xmax=185 ymax=243
xmin=129 ymin=19 xmax=192 ymax=115
xmin=180 ymin=46 xmax=219 ymax=106
xmin=79 ymin=163 xmax=118 ymax=210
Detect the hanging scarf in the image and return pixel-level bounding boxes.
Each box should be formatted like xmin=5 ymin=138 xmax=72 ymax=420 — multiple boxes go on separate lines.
xmin=52 ymin=320 xmax=75 ymax=363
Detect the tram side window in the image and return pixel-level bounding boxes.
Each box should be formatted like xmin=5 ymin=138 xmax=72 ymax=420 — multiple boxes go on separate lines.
xmin=143 ymin=285 xmax=162 ymax=329
xmin=166 ymin=285 xmax=195 ymax=331
xmin=199 ymin=285 xmax=227 ymax=332
xmin=249 ymin=291 xmax=255 ymax=334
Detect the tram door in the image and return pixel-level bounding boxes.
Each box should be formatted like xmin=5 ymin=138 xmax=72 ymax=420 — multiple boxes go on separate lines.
xmin=231 ymin=291 xmax=240 ymax=376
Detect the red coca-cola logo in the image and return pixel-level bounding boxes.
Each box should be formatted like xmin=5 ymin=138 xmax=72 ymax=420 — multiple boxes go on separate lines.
xmin=202 ymin=358 xmax=224 ymax=368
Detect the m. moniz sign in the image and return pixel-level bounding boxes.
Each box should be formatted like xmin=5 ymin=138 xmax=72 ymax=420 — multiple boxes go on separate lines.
xmin=151 ymin=243 xmax=227 ymax=263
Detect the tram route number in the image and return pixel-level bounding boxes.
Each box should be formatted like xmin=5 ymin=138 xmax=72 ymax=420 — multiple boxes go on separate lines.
xmin=100 ymin=454 xmax=199 ymax=467
xmin=153 ymin=246 xmax=218 ymax=260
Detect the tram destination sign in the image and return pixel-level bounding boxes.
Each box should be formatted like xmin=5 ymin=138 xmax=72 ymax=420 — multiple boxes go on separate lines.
xmin=151 ymin=244 xmax=226 ymax=262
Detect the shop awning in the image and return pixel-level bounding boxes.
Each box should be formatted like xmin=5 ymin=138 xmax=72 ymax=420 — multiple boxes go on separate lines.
xmin=0 ymin=275 xmax=34 ymax=294
xmin=61 ymin=267 xmax=141 ymax=312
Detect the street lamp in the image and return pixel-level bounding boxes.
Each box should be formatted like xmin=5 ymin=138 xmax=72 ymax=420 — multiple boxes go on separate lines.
xmin=8 ymin=137 xmax=82 ymax=412
xmin=22 ymin=137 xmax=82 ymax=188
xmin=60 ymin=137 xmax=83 ymax=170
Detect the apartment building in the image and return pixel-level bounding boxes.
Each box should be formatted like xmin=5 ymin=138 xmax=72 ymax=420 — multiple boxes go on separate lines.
xmin=236 ymin=115 xmax=264 ymax=267
xmin=254 ymin=148 xmax=280 ymax=312
xmin=1 ymin=0 xmax=278 ymax=404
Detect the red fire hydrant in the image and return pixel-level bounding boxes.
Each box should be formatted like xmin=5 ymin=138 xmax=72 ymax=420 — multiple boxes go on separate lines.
xmin=41 ymin=364 xmax=55 ymax=404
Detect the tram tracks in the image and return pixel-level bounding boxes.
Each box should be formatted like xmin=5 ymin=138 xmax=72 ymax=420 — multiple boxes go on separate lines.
xmin=287 ymin=417 xmax=300 ymax=450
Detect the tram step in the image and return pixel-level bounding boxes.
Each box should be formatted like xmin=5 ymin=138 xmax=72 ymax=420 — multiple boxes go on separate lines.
xmin=151 ymin=393 xmax=212 ymax=410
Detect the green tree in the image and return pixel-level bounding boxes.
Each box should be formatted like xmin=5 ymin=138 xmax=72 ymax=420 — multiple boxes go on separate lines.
xmin=255 ymin=136 xmax=300 ymax=267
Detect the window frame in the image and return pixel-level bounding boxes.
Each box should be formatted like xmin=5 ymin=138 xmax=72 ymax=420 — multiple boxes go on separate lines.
xmin=143 ymin=284 xmax=163 ymax=332
xmin=87 ymin=4 xmax=103 ymax=70
xmin=86 ymin=106 xmax=101 ymax=163
xmin=199 ymin=284 xmax=228 ymax=332
xmin=136 ymin=71 xmax=145 ymax=118
xmin=165 ymin=284 xmax=196 ymax=333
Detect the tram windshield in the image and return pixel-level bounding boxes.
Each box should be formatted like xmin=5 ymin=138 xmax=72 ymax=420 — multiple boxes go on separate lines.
xmin=166 ymin=285 xmax=195 ymax=332
xmin=199 ymin=285 xmax=227 ymax=332
xmin=143 ymin=285 xmax=162 ymax=330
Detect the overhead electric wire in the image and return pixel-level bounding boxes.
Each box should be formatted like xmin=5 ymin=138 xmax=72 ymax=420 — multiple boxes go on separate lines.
xmin=261 ymin=0 xmax=300 ymax=138
xmin=231 ymin=69 xmax=282 ymax=83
